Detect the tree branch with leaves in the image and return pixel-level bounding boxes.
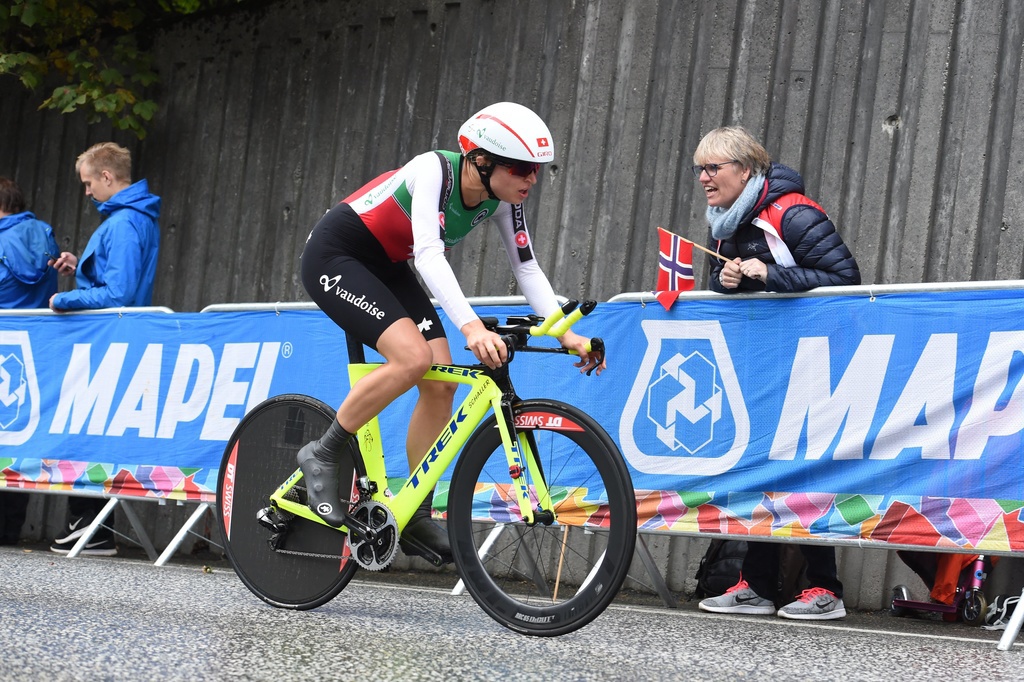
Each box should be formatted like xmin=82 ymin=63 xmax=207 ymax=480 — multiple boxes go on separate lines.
xmin=1 ymin=0 xmax=252 ymax=138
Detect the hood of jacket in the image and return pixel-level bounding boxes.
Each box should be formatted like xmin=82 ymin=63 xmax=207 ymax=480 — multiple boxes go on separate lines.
xmin=742 ymin=162 xmax=806 ymax=223
xmin=0 ymin=211 xmax=60 ymax=284
xmin=94 ymin=179 xmax=162 ymax=220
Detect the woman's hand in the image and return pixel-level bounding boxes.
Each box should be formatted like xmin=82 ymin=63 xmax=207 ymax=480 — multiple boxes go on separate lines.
xmin=739 ymin=258 xmax=768 ymax=282
xmin=718 ymin=257 xmax=743 ymax=289
xmin=461 ymin=319 xmax=508 ymax=369
xmin=558 ymin=329 xmax=606 ymax=376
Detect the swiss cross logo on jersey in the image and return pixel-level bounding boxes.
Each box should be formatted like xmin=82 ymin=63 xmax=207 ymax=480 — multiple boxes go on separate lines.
xmin=511 ymin=204 xmax=534 ymax=263
xmin=537 ymin=137 xmax=550 ymax=148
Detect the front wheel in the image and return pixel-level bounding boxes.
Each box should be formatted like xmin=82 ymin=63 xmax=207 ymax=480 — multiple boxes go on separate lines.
xmin=217 ymin=394 xmax=364 ymax=609
xmin=447 ymin=399 xmax=637 ymax=636
xmin=961 ymin=589 xmax=988 ymax=626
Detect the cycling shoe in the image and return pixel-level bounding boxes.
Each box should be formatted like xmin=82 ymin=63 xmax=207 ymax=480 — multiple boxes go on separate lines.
xmin=400 ymin=501 xmax=453 ymax=564
xmin=297 ymin=443 xmax=348 ymax=527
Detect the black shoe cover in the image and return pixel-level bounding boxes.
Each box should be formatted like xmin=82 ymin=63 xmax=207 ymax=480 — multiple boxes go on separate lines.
xmin=400 ymin=503 xmax=453 ymax=564
xmin=297 ymin=442 xmax=347 ymax=527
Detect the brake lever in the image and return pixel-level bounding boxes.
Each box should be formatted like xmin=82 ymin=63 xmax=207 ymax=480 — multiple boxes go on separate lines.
xmin=585 ymin=337 xmax=605 ymax=376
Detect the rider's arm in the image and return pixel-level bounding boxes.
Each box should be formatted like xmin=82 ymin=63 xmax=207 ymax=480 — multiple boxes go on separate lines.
xmin=406 ymin=155 xmax=506 ymax=368
xmin=491 ymin=203 xmax=560 ymax=318
xmin=407 ymin=154 xmax=477 ymax=330
xmin=493 ymin=206 xmax=603 ymax=374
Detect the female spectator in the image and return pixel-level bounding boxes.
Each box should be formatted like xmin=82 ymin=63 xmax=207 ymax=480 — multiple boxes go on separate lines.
xmin=693 ymin=126 xmax=859 ymax=620
xmin=0 ymin=176 xmax=59 ymax=544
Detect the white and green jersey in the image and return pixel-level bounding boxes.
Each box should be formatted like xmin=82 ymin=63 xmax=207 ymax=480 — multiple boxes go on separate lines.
xmin=342 ymin=150 xmax=559 ymax=329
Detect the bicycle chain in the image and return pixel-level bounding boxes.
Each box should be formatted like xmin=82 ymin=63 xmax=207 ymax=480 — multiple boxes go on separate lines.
xmin=273 ymin=547 xmax=349 ymax=561
xmin=269 ymin=488 xmax=396 ymax=568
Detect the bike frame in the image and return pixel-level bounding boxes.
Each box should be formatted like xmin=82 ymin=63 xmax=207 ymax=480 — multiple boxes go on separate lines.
xmin=266 ymin=301 xmax=591 ymax=537
xmin=268 ymin=361 xmax=550 ymax=532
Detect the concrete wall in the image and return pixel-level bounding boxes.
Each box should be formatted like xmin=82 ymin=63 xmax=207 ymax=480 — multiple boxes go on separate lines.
xmin=2 ymin=0 xmax=1022 ymax=606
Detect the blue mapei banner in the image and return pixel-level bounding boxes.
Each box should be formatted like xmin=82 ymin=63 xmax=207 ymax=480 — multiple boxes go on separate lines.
xmin=590 ymin=288 xmax=1024 ymax=505
xmin=0 ymin=310 xmax=353 ymax=499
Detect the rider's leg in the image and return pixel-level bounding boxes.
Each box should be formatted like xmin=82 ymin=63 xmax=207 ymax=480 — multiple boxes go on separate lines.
xmin=400 ymin=337 xmax=457 ymax=562
xmin=299 ymin=318 xmax=432 ymax=526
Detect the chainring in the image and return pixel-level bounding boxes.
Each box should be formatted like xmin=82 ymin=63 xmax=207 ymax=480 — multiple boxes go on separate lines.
xmin=348 ymin=500 xmax=399 ymax=571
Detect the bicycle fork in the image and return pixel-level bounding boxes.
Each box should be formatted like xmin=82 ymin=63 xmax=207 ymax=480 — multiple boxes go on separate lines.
xmin=491 ymin=378 xmax=555 ymax=527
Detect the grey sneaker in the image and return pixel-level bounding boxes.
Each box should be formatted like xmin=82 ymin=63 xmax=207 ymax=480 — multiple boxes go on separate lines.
xmin=698 ymin=580 xmax=776 ymax=615
xmin=778 ymin=587 xmax=846 ymax=620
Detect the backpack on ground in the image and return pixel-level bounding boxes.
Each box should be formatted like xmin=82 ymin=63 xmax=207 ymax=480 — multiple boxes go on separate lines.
xmin=693 ymin=539 xmax=747 ymax=599
xmin=982 ymin=594 xmax=1020 ymax=631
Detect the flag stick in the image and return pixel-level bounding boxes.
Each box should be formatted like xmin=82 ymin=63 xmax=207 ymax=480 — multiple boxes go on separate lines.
xmin=682 ymin=237 xmax=729 ymax=262
xmin=659 ymin=227 xmax=729 ymax=262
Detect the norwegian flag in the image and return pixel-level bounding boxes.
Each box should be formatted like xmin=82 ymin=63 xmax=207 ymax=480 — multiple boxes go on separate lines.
xmin=654 ymin=226 xmax=694 ymax=310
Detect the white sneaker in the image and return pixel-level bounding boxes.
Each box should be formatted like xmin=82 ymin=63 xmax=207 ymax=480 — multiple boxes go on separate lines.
xmin=778 ymin=587 xmax=846 ymax=620
xmin=698 ymin=579 xmax=776 ymax=615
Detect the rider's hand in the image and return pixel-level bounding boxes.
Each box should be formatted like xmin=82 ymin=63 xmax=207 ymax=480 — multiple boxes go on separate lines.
xmin=558 ymin=330 xmax=606 ymax=376
xmin=462 ymin=319 xmax=508 ymax=369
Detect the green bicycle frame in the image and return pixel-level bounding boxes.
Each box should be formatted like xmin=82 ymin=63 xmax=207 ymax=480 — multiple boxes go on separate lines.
xmin=268 ymin=361 xmax=553 ymax=531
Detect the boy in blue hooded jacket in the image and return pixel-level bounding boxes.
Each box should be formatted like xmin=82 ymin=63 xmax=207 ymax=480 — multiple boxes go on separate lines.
xmin=49 ymin=142 xmax=161 ymax=555
xmin=49 ymin=142 xmax=160 ymax=312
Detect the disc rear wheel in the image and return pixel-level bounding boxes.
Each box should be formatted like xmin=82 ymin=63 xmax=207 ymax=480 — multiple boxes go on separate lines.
xmin=217 ymin=394 xmax=364 ymax=609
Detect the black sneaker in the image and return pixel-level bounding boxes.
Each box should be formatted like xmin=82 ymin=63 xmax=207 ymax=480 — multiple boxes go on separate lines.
xmin=50 ymin=535 xmax=117 ymax=556
xmin=50 ymin=516 xmax=117 ymax=556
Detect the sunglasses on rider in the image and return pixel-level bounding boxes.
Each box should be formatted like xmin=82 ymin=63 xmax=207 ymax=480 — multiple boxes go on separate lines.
xmin=494 ymin=158 xmax=541 ymax=178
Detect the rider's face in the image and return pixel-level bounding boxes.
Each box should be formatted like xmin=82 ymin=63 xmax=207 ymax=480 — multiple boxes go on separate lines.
xmin=487 ymin=162 xmax=539 ymax=205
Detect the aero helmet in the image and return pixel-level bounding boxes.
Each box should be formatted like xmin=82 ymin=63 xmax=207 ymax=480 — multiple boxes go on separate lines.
xmin=458 ymin=102 xmax=555 ymax=164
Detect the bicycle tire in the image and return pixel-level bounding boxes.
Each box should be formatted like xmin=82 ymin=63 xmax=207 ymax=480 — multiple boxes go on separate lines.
xmin=217 ymin=394 xmax=363 ymax=609
xmin=447 ymin=399 xmax=637 ymax=636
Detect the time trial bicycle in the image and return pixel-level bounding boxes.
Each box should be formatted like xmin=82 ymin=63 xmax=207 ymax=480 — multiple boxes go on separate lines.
xmin=216 ymin=300 xmax=637 ymax=636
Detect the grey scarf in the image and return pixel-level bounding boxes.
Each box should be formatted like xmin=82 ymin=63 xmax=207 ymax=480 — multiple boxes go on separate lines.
xmin=706 ymin=174 xmax=765 ymax=240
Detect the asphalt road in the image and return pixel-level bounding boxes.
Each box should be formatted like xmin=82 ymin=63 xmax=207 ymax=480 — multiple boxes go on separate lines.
xmin=3 ymin=545 xmax=1022 ymax=681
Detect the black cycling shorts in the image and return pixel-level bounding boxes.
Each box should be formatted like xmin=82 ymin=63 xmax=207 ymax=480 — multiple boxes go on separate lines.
xmin=300 ymin=203 xmax=445 ymax=350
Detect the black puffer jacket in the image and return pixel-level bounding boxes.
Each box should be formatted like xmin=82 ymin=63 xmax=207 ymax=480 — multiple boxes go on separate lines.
xmin=706 ymin=163 xmax=861 ymax=293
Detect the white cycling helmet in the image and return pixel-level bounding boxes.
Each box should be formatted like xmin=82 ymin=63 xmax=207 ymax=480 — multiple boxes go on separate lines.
xmin=458 ymin=102 xmax=555 ymax=163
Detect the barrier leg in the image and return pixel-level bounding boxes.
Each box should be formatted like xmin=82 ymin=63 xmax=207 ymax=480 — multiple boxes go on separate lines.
xmin=117 ymin=499 xmax=159 ymax=562
xmin=996 ymin=587 xmax=1024 ymax=651
xmin=155 ymin=503 xmax=211 ymax=567
xmin=452 ymin=523 xmax=505 ymax=596
xmin=635 ymin=533 xmax=678 ymax=608
xmin=66 ymin=498 xmax=119 ymax=559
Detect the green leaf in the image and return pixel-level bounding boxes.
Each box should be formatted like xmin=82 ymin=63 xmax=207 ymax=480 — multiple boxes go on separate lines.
xmin=99 ymin=67 xmax=124 ymax=86
xmin=133 ymin=99 xmax=158 ymax=121
xmin=19 ymin=2 xmax=45 ymax=28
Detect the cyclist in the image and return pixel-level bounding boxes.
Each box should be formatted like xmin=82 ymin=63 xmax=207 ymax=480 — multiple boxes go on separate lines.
xmin=298 ymin=102 xmax=604 ymax=563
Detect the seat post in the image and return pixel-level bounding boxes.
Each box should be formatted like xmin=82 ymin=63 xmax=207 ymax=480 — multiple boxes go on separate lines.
xmin=345 ymin=333 xmax=366 ymax=364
